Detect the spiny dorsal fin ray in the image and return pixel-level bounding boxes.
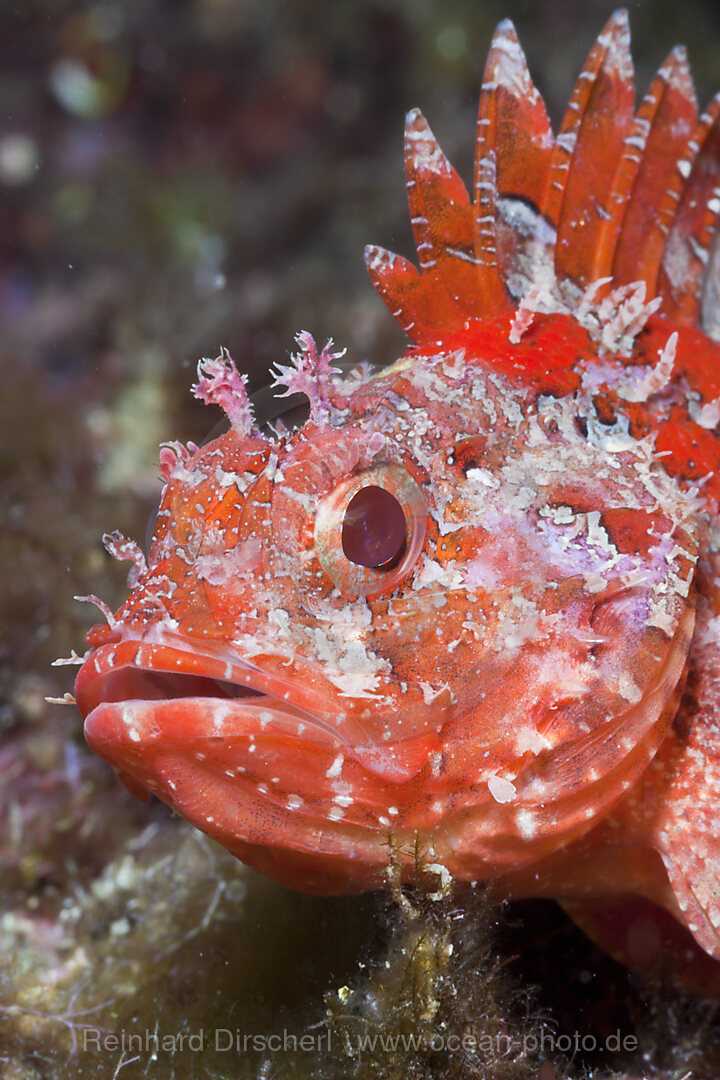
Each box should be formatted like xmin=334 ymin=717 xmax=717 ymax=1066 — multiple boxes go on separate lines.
xmin=702 ymin=180 xmax=720 ymax=344
xmin=608 ymin=46 xmax=698 ymax=293
xmin=404 ymin=109 xmax=472 ymax=268
xmin=363 ymin=244 xmax=465 ymax=344
xmin=659 ymin=93 xmax=720 ymax=326
xmin=546 ymin=9 xmax=635 ymax=290
xmin=404 ymin=109 xmax=490 ymax=319
xmin=476 ymin=19 xmax=550 ymax=307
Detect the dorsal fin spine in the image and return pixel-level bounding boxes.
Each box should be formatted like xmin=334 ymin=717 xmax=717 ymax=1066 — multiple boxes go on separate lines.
xmin=365 ymin=13 xmax=720 ymax=345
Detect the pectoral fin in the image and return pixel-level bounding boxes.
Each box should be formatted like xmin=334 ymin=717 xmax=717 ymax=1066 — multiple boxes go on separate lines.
xmin=562 ymin=612 xmax=720 ymax=984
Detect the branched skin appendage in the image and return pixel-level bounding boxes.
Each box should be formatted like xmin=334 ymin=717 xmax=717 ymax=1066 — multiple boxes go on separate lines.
xmin=192 ymin=348 xmax=256 ymax=436
xmin=158 ymin=440 xmax=200 ymax=482
xmin=74 ymin=11 xmax=720 ymax=990
xmin=270 ymin=332 xmax=346 ymax=427
xmin=102 ymin=530 xmax=148 ymax=588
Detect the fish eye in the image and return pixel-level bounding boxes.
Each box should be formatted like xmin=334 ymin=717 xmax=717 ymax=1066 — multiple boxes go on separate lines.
xmin=341 ymin=485 xmax=407 ymax=569
xmin=313 ymin=463 xmax=428 ymax=598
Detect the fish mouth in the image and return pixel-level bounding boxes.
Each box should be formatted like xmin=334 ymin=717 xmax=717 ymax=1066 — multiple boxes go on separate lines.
xmin=77 ymin=637 xmax=355 ymax=749
xmin=76 ymin=637 xmax=436 ymax=790
xmin=76 ymin=635 xmax=434 ymax=894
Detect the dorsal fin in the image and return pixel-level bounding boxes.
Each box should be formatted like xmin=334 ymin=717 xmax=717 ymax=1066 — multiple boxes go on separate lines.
xmin=658 ymin=93 xmax=720 ymax=325
xmin=404 ymin=109 xmax=485 ymax=321
xmin=477 ymin=19 xmax=553 ymax=303
xmin=364 ymin=244 xmax=465 ymax=344
xmin=366 ymin=11 xmax=720 ymax=347
xmin=601 ymin=46 xmax=698 ymax=293
xmin=544 ymin=10 xmax=635 ymax=290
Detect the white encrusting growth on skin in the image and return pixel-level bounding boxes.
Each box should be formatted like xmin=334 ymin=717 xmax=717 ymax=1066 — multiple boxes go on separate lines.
xmin=488 ymin=775 xmax=517 ymax=803
xmin=689 ymin=395 xmax=720 ymax=430
xmin=327 ymin=673 xmax=383 ymax=699
xmin=419 ymin=681 xmax=451 ymax=705
xmin=405 ymin=108 xmax=453 ymax=176
xmin=214 ymin=465 xmax=257 ymax=493
xmin=618 ymin=331 xmax=678 ymax=402
xmin=489 ymin=21 xmax=540 ymax=103
xmin=326 ymin=754 xmax=344 ymax=779
xmin=412 ymin=555 xmax=464 ymax=592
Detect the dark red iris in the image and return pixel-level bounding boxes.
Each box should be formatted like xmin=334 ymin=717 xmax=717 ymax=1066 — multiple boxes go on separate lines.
xmin=341 ymin=485 xmax=407 ymax=569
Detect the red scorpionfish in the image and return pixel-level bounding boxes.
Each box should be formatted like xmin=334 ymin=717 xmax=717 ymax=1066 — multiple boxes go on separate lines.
xmin=74 ymin=12 xmax=720 ymax=988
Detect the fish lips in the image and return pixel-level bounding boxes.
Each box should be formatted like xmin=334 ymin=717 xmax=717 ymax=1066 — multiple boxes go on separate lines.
xmin=76 ymin=639 xmax=439 ymax=802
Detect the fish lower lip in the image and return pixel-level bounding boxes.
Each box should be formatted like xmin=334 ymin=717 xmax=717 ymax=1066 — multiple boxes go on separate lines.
xmin=83 ymin=696 xmax=319 ymax=753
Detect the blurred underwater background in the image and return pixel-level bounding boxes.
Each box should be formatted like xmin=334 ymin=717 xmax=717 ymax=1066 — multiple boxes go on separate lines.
xmin=2 ymin=1 xmax=720 ymax=1077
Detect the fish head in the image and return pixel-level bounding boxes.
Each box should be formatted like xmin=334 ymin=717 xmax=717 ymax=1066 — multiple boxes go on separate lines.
xmin=76 ymin=321 xmax=698 ymax=892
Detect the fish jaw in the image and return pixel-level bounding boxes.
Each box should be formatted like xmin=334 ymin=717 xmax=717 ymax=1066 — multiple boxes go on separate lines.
xmin=81 ymin=696 xmax=396 ymax=892
xmin=76 ymin=638 xmax=443 ymax=892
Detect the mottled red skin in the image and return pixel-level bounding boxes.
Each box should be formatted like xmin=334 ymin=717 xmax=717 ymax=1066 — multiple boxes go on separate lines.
xmin=76 ymin=12 xmax=720 ymax=991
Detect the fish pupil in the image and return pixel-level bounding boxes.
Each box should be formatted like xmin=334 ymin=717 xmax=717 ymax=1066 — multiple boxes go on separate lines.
xmin=341 ymin=485 xmax=407 ymax=569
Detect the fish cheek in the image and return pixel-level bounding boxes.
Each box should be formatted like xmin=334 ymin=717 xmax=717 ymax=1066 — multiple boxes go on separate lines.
xmin=369 ymin=594 xmax=471 ymax=686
